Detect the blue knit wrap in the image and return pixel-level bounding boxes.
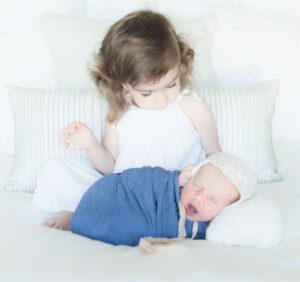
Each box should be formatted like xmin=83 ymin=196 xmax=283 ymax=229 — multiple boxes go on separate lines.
xmin=71 ymin=167 xmax=208 ymax=246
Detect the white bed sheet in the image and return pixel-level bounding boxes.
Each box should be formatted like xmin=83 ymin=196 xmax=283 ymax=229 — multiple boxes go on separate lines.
xmin=0 ymin=151 xmax=300 ymax=281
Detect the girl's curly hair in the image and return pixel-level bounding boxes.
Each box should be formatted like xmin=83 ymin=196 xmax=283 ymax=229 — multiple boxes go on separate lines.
xmin=90 ymin=10 xmax=194 ymax=123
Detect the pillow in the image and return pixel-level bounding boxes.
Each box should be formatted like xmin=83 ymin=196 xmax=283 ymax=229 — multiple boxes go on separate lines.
xmin=41 ymin=12 xmax=113 ymax=90
xmin=198 ymin=80 xmax=282 ymax=183
xmin=41 ymin=12 xmax=213 ymax=90
xmin=0 ymin=30 xmax=57 ymax=155
xmin=84 ymin=0 xmax=153 ymax=19
xmin=155 ymin=0 xmax=300 ymax=16
xmin=203 ymin=8 xmax=300 ymax=142
xmin=5 ymin=86 xmax=106 ymax=193
xmin=206 ymin=197 xmax=283 ymax=248
xmin=0 ymin=0 xmax=84 ymax=18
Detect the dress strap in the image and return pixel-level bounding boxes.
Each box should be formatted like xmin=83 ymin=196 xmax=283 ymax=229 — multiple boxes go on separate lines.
xmin=175 ymin=88 xmax=190 ymax=103
xmin=176 ymin=88 xmax=202 ymax=103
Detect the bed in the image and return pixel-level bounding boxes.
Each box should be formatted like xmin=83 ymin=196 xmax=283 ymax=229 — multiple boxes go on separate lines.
xmin=0 ymin=142 xmax=300 ymax=282
xmin=1 ymin=1 xmax=300 ymax=281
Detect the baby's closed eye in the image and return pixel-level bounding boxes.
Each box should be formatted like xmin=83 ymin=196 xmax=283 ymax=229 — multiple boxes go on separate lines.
xmin=210 ymin=197 xmax=219 ymax=205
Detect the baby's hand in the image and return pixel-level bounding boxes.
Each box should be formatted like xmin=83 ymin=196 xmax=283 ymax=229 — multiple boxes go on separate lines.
xmin=61 ymin=121 xmax=97 ymax=150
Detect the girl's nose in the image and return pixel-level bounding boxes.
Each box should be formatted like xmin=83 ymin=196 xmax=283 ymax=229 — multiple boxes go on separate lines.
xmin=156 ymin=91 xmax=169 ymax=108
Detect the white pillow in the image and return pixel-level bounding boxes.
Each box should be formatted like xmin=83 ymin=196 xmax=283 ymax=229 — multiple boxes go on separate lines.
xmin=203 ymin=8 xmax=300 ymax=142
xmin=84 ymin=0 xmax=154 ymax=19
xmin=0 ymin=0 xmax=84 ymax=18
xmin=199 ymin=80 xmax=282 ymax=183
xmin=0 ymin=30 xmax=57 ymax=155
xmin=5 ymin=86 xmax=105 ymax=193
xmin=41 ymin=12 xmax=113 ymax=90
xmin=41 ymin=12 xmax=213 ymax=90
xmin=206 ymin=197 xmax=283 ymax=248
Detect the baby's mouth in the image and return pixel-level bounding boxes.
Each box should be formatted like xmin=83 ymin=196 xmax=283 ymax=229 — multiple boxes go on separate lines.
xmin=186 ymin=203 xmax=198 ymax=216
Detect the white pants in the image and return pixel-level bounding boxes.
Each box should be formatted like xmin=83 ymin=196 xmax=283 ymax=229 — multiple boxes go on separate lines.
xmin=32 ymin=158 xmax=102 ymax=212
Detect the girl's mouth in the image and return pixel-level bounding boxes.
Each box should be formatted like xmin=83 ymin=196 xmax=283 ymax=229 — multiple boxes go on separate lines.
xmin=186 ymin=203 xmax=198 ymax=216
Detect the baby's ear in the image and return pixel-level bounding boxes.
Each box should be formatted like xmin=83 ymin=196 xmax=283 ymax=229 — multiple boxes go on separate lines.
xmin=179 ymin=165 xmax=194 ymax=186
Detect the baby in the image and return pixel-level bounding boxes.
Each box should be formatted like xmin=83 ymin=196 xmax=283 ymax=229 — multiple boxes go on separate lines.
xmin=70 ymin=153 xmax=256 ymax=246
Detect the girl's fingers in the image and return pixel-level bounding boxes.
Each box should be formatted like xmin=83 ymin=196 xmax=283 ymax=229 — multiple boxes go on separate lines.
xmin=62 ymin=127 xmax=75 ymax=136
xmin=61 ymin=132 xmax=72 ymax=143
xmin=63 ymin=142 xmax=70 ymax=150
xmin=69 ymin=121 xmax=83 ymax=128
xmin=61 ymin=136 xmax=69 ymax=144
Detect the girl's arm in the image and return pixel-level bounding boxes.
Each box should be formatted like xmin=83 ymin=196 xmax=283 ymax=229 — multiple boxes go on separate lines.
xmin=62 ymin=121 xmax=117 ymax=174
xmin=180 ymin=93 xmax=221 ymax=156
xmin=87 ymin=122 xmax=118 ymax=174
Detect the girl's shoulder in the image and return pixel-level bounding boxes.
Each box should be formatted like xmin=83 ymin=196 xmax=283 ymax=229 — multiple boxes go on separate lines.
xmin=179 ymin=90 xmax=213 ymax=125
xmin=180 ymin=90 xmax=207 ymax=112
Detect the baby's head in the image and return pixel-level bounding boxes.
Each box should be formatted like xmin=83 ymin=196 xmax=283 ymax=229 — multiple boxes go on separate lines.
xmin=91 ymin=10 xmax=194 ymax=121
xmin=179 ymin=153 xmax=256 ymax=222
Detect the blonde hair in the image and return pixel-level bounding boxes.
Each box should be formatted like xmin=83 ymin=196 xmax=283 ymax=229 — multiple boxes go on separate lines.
xmin=90 ymin=10 xmax=194 ymax=122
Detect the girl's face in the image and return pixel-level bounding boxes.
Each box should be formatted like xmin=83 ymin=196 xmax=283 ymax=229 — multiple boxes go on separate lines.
xmin=125 ymin=67 xmax=181 ymax=110
xmin=180 ymin=164 xmax=240 ymax=222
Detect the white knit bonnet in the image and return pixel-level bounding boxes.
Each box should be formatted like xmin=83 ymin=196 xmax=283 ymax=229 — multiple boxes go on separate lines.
xmin=191 ymin=153 xmax=257 ymax=205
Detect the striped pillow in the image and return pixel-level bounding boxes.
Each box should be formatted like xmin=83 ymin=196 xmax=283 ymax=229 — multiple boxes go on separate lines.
xmin=5 ymin=86 xmax=106 ymax=192
xmin=199 ymin=80 xmax=281 ymax=183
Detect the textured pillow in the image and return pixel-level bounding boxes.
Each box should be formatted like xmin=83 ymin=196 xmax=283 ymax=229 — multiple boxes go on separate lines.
xmin=0 ymin=0 xmax=84 ymax=18
xmin=204 ymin=8 xmax=300 ymax=142
xmin=41 ymin=12 xmax=213 ymax=90
xmin=41 ymin=12 xmax=113 ymax=90
xmin=0 ymin=30 xmax=57 ymax=155
xmin=206 ymin=197 xmax=283 ymax=248
xmin=199 ymin=80 xmax=281 ymax=183
xmin=84 ymin=0 xmax=153 ymax=19
xmin=5 ymin=86 xmax=105 ymax=193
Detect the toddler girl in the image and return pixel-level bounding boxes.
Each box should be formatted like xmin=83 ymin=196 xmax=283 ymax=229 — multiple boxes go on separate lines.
xmin=32 ymin=10 xmax=221 ymax=229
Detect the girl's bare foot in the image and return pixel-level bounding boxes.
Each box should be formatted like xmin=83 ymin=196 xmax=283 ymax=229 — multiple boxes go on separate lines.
xmin=43 ymin=211 xmax=73 ymax=230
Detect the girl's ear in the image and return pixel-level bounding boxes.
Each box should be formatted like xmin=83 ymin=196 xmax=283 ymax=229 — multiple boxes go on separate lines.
xmin=179 ymin=165 xmax=194 ymax=186
xmin=122 ymin=83 xmax=130 ymax=92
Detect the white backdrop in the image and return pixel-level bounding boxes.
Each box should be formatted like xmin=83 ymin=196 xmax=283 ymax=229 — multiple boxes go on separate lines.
xmin=0 ymin=0 xmax=300 ymax=156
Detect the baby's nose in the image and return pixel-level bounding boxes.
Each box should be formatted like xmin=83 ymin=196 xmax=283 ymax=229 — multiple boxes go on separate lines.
xmin=194 ymin=192 xmax=208 ymax=204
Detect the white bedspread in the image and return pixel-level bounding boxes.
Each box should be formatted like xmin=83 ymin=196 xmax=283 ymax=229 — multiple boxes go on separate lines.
xmin=0 ymin=152 xmax=300 ymax=282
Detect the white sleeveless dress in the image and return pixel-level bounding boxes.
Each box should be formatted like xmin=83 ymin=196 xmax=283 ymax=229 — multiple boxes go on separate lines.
xmin=32 ymin=90 xmax=206 ymax=212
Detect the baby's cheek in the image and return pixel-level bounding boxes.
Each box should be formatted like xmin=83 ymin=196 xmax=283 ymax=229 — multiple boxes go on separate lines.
xmin=180 ymin=192 xmax=189 ymax=205
xmin=180 ymin=193 xmax=186 ymax=204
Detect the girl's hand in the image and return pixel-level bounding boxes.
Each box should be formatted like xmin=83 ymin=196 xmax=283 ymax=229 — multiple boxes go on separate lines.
xmin=61 ymin=121 xmax=98 ymax=150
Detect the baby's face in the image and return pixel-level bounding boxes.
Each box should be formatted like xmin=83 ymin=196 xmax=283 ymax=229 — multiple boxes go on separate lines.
xmin=124 ymin=66 xmax=181 ymax=110
xmin=180 ymin=164 xmax=240 ymax=222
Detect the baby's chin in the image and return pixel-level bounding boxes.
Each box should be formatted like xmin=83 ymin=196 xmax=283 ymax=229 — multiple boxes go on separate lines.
xmin=187 ymin=214 xmax=206 ymax=222
xmin=185 ymin=210 xmax=214 ymax=222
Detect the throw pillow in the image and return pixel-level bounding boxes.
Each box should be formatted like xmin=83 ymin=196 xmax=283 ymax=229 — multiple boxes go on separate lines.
xmin=206 ymin=197 xmax=283 ymax=248
xmin=5 ymin=86 xmax=105 ymax=192
xmin=198 ymin=80 xmax=282 ymax=183
xmin=0 ymin=30 xmax=57 ymax=155
xmin=40 ymin=12 xmax=213 ymax=90
xmin=204 ymin=8 xmax=300 ymax=141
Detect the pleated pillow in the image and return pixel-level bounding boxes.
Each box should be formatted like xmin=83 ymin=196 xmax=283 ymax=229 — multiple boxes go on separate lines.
xmin=199 ymin=80 xmax=281 ymax=183
xmin=6 ymin=86 xmax=106 ymax=192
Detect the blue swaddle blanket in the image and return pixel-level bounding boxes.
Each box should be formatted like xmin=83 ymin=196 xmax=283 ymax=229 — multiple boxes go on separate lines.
xmin=71 ymin=167 xmax=208 ymax=246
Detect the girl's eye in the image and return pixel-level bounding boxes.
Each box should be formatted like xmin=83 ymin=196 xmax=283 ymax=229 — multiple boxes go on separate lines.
xmin=167 ymin=82 xmax=176 ymax=88
xmin=140 ymin=92 xmax=152 ymax=97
